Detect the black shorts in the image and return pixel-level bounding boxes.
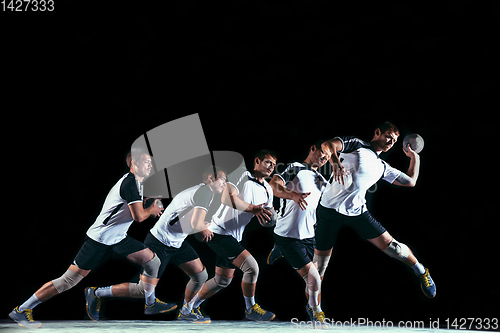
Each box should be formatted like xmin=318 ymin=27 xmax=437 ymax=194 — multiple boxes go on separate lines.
xmin=315 ymin=204 xmax=386 ymax=251
xmin=144 ymin=232 xmax=199 ymax=277
xmin=73 ymin=235 xmax=147 ymax=270
xmin=207 ymin=233 xmax=246 ymax=269
xmin=274 ymin=233 xmax=315 ymax=270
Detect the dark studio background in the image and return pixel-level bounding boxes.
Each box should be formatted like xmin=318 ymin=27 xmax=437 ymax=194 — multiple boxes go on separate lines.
xmin=2 ymin=1 xmax=498 ymax=328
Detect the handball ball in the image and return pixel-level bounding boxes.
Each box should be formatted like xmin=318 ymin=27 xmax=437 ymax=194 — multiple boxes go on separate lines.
xmin=262 ymin=207 xmax=278 ymax=227
xmin=402 ymin=133 xmax=424 ymax=154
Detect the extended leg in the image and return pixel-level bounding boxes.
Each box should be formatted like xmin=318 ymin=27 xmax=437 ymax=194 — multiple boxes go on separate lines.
xmin=369 ymin=231 xmax=436 ymax=298
xmin=10 ymin=265 xmax=89 ymax=328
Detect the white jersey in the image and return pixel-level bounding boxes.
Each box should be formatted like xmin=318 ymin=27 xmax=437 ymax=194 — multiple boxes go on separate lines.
xmin=320 ymin=136 xmax=402 ymax=216
xmin=87 ymin=172 xmax=143 ymax=245
xmin=274 ymin=162 xmax=327 ymax=240
xmin=210 ymin=167 xmax=273 ymax=242
xmin=151 ymin=183 xmax=214 ymax=248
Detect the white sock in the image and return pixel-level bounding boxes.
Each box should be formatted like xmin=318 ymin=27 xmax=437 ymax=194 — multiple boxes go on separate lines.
xmin=191 ymin=294 xmax=205 ymax=309
xmin=181 ymin=299 xmax=192 ymax=315
xmin=411 ymin=261 xmax=426 ymax=276
xmin=142 ymin=280 xmax=157 ymax=306
xmin=19 ymin=294 xmax=41 ymax=311
xmin=244 ymin=295 xmax=255 ymax=312
xmin=95 ymin=286 xmax=113 ymax=298
xmin=312 ymin=304 xmax=323 ymax=313
xmin=308 ymin=290 xmax=319 ymax=309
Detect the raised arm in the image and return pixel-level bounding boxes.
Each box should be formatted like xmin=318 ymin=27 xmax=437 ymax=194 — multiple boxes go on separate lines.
xmin=393 ymin=144 xmax=420 ymax=187
xmin=269 ymin=175 xmax=310 ymax=211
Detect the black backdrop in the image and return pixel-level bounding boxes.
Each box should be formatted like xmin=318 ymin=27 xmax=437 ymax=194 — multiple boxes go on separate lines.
xmin=2 ymin=1 xmax=498 ymax=328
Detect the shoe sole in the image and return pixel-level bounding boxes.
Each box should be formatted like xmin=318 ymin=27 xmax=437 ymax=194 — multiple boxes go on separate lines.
xmin=421 ymin=284 xmax=436 ymax=298
xmin=84 ymin=288 xmax=100 ymax=322
xmin=246 ymin=313 xmax=276 ymax=323
xmin=266 ymin=251 xmax=283 ymax=265
xmin=144 ymin=304 xmax=178 ymax=315
xmin=9 ymin=313 xmax=42 ymax=329
xmin=177 ymin=316 xmax=211 ymax=324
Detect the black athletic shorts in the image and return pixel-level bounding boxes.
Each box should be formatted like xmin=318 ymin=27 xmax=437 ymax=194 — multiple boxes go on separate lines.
xmin=315 ymin=204 xmax=387 ymax=251
xmin=274 ymin=233 xmax=315 ymax=270
xmin=144 ymin=232 xmax=199 ymax=277
xmin=73 ymin=235 xmax=147 ymax=270
xmin=207 ymin=233 xmax=246 ymax=269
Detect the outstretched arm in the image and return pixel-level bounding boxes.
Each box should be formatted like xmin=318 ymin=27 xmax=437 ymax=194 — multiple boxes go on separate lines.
xmin=393 ymin=144 xmax=420 ymax=187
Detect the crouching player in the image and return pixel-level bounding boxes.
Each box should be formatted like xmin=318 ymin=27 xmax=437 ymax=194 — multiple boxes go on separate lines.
xmin=86 ymin=166 xmax=228 ymax=324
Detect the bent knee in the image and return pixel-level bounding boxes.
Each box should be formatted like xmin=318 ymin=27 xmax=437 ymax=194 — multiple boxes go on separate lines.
xmin=239 ymin=255 xmax=259 ymax=284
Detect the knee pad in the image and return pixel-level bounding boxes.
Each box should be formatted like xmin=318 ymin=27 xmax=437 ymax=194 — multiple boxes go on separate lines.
xmin=239 ymin=255 xmax=259 ymax=284
xmin=383 ymin=239 xmax=410 ymax=261
xmin=142 ymin=254 xmax=161 ymax=279
xmin=205 ymin=274 xmax=233 ymax=293
xmin=313 ymin=254 xmax=331 ymax=277
xmin=128 ymin=280 xmax=145 ymax=298
xmin=186 ymin=268 xmax=208 ymax=293
xmin=52 ymin=269 xmax=84 ymax=293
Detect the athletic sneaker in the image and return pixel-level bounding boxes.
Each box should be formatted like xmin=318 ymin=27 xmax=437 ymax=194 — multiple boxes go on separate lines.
xmin=84 ymin=287 xmax=101 ymax=322
xmin=245 ymin=304 xmax=275 ymax=323
xmin=9 ymin=306 xmax=42 ymax=329
xmin=266 ymin=244 xmax=284 ymax=265
xmin=177 ymin=307 xmax=211 ymax=323
xmin=418 ymin=268 xmax=436 ymax=298
xmin=306 ymin=305 xmax=326 ymax=324
xmin=144 ymin=298 xmax=178 ymax=315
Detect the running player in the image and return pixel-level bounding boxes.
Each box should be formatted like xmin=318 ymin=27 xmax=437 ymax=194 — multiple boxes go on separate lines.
xmin=9 ymin=148 xmax=169 ymax=329
xmin=187 ymin=150 xmax=277 ymax=323
xmin=85 ymin=166 xmax=227 ymax=324
xmin=314 ymin=122 xmax=436 ymax=304
xmin=268 ymin=142 xmax=331 ymax=324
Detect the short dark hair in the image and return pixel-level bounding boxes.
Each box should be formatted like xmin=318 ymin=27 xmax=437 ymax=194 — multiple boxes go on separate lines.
xmin=376 ymin=122 xmax=399 ymax=136
xmin=130 ymin=147 xmax=149 ymax=166
xmin=202 ymin=165 xmax=226 ymax=182
xmin=253 ymin=149 xmax=277 ymax=167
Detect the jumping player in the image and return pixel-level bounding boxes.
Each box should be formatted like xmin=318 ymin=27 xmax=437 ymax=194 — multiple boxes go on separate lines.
xmin=268 ymin=142 xmax=331 ymax=323
xmin=85 ymin=166 xmax=227 ymax=324
xmin=187 ymin=150 xmax=277 ymax=323
xmin=314 ymin=122 xmax=436 ymax=304
xmin=9 ymin=148 xmax=170 ymax=328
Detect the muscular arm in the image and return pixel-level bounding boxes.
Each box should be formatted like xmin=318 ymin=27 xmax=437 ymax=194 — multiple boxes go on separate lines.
xmin=393 ymin=145 xmax=420 ymax=187
xmin=190 ymin=207 xmax=209 ymax=230
xmin=221 ymin=183 xmax=252 ymax=212
xmin=269 ymin=175 xmax=310 ymax=211
xmin=221 ymin=182 xmax=271 ymax=223
xmin=322 ymin=137 xmax=348 ymax=185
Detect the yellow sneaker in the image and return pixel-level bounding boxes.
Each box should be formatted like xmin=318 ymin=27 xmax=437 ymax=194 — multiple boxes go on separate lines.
xmin=245 ymin=304 xmax=275 ymax=323
xmin=9 ymin=306 xmax=42 ymax=329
